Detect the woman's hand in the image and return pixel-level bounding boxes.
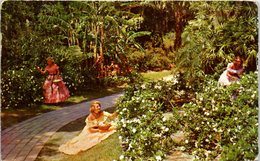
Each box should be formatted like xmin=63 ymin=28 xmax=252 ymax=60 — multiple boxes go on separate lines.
xmin=36 ymin=66 xmax=47 ymax=75
xmin=89 ymin=124 xmax=112 ymax=133
xmin=36 ymin=66 xmax=41 ymax=71
xmin=98 ymin=124 xmax=111 ymax=131
xmin=89 ymin=127 xmax=100 ymax=133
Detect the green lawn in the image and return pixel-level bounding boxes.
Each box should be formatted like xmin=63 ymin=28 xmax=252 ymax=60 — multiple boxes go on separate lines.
xmin=141 ymin=70 xmax=172 ymax=81
xmin=36 ymin=107 xmax=122 ymax=161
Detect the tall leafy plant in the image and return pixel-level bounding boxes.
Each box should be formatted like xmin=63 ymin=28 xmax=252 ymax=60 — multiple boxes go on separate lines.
xmin=173 ymin=1 xmax=258 ymax=84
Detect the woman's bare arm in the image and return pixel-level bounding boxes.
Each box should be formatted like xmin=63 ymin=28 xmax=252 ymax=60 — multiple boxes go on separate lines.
xmin=88 ymin=127 xmax=100 ymax=133
xmin=108 ymin=112 xmax=118 ymax=119
xmin=36 ymin=66 xmax=47 ymax=75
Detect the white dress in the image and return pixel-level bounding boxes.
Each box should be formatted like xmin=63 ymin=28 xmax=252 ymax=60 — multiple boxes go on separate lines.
xmin=59 ymin=112 xmax=116 ymax=155
xmin=218 ymin=63 xmax=243 ymax=86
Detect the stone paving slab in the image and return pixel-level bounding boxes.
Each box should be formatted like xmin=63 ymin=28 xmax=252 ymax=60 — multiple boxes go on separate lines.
xmin=1 ymin=93 xmax=123 ymax=161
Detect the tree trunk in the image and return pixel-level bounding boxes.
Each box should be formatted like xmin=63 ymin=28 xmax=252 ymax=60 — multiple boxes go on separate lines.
xmin=173 ymin=8 xmax=184 ymax=50
xmin=100 ymin=20 xmax=104 ymax=61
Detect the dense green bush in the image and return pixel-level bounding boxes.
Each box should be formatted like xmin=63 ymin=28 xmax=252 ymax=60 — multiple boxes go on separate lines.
xmin=127 ymin=47 xmax=172 ymax=72
xmin=1 ymin=67 xmax=44 ymax=109
xmin=116 ymin=75 xmax=191 ymax=160
xmin=1 ymin=46 xmax=95 ymax=109
xmin=117 ymin=71 xmax=257 ymax=160
xmin=177 ymin=72 xmax=258 ymax=160
xmin=147 ymin=54 xmax=172 ymax=71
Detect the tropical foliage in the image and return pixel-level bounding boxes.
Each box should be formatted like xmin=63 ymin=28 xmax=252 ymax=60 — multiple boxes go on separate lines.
xmin=1 ymin=1 xmax=150 ymax=109
xmin=2 ymin=1 xmax=258 ymax=160
xmin=174 ymin=1 xmax=258 ymax=85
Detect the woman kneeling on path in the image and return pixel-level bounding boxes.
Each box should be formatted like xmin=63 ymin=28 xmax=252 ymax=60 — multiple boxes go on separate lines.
xmin=59 ymin=101 xmax=118 ymax=155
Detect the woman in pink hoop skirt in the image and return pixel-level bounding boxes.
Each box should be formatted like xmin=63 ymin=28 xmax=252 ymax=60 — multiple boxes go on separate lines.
xmin=36 ymin=57 xmax=70 ymax=104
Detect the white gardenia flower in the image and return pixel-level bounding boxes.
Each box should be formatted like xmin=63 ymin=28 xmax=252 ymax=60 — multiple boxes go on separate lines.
xmin=155 ymin=155 xmax=162 ymax=161
xmin=162 ymin=117 xmax=166 ymax=122
xmin=180 ymin=146 xmax=185 ymax=151
xmin=195 ymin=127 xmax=199 ymax=130
xmin=119 ymin=155 xmax=124 ymax=160
xmin=205 ymin=139 xmax=209 ymax=142
xmin=119 ymin=136 xmax=122 ymax=140
xmin=165 ymin=128 xmax=169 ymax=132
xmin=154 ymin=134 xmax=161 ymax=137
xmin=211 ymin=99 xmax=215 ymax=104
xmin=132 ymin=128 xmax=137 ymax=133
xmin=185 ymin=140 xmax=189 ymax=144
xmin=155 ymin=85 xmax=162 ymax=90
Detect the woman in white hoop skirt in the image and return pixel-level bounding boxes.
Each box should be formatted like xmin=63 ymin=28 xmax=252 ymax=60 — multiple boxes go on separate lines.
xmin=59 ymin=101 xmax=118 ymax=155
xmin=218 ymin=56 xmax=244 ymax=86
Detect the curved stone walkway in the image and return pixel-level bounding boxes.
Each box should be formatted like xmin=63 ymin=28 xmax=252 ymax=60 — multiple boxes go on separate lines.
xmin=1 ymin=93 xmax=123 ymax=161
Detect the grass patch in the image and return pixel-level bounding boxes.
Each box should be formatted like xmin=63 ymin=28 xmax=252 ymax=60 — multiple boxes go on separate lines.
xmin=1 ymin=86 xmax=124 ymax=130
xmin=141 ymin=70 xmax=172 ymax=81
xmin=36 ymin=107 xmax=122 ymax=161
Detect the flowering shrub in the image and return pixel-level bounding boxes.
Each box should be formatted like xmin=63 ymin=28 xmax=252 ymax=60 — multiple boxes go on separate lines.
xmin=117 ymin=72 xmax=257 ymax=160
xmin=1 ymin=67 xmax=44 ymax=109
xmin=178 ymin=72 xmax=258 ymax=160
xmin=1 ymin=45 xmax=133 ymax=109
xmin=116 ymin=75 xmax=190 ymax=160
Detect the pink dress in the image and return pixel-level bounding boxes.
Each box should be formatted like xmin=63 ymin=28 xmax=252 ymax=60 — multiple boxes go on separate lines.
xmin=43 ymin=64 xmax=70 ymax=103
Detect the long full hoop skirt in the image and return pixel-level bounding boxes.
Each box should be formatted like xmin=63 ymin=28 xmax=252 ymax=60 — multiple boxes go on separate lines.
xmin=43 ymin=75 xmax=70 ymax=104
xmin=218 ymin=70 xmax=239 ymax=86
